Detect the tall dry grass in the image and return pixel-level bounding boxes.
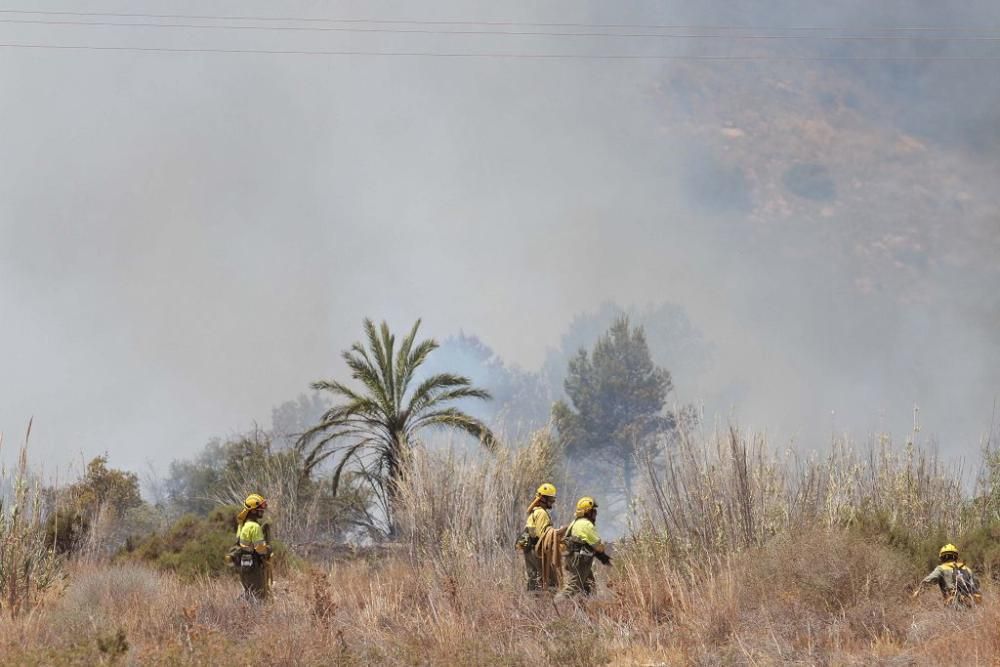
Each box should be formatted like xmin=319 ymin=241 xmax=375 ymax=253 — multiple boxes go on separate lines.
xmin=0 ymin=423 xmax=63 ymax=618
xmin=3 ymin=534 xmax=999 ymax=665
xmin=395 ymin=428 xmax=563 ymax=560
xmin=638 ymin=427 xmax=967 ymax=557
xmin=7 ymin=426 xmax=1000 ymax=664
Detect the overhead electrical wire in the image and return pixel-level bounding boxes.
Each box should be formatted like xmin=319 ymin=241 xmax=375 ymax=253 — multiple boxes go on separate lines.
xmin=0 ymin=7 xmax=998 ymax=34
xmin=1 ymin=8 xmax=998 ymax=60
xmin=3 ymin=16 xmax=1000 ymax=41
xmin=1 ymin=42 xmax=999 ymax=60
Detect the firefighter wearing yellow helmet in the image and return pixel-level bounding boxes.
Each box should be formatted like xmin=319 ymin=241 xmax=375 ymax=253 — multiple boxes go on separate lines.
xmin=561 ymin=496 xmax=611 ymax=596
xmin=913 ymin=543 xmax=981 ymax=607
xmin=235 ymin=493 xmax=273 ymax=601
xmin=516 ymin=483 xmax=559 ymax=591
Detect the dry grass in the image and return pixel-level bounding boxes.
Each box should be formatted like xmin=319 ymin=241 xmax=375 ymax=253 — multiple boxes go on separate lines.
xmin=2 ymin=539 xmax=998 ymax=666
xmin=395 ymin=428 xmax=562 ymax=559
xmin=639 ymin=427 xmax=966 ymax=557
xmin=6 ymin=427 xmax=1000 ymax=665
xmin=0 ymin=423 xmax=63 ymax=619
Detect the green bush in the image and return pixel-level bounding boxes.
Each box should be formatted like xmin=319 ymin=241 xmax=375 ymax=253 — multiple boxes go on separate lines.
xmin=117 ymin=505 xmax=290 ymax=580
xmin=845 ymin=509 xmax=946 ymax=566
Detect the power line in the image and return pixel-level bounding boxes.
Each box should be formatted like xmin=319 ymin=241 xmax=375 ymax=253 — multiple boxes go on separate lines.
xmin=4 ymin=17 xmax=1000 ymax=42
xmin=3 ymin=42 xmax=1000 ymax=60
xmin=0 ymin=8 xmax=998 ymax=35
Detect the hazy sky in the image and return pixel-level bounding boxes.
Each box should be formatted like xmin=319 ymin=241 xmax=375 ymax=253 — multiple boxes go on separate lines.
xmin=2 ymin=1 xmax=999 ymax=474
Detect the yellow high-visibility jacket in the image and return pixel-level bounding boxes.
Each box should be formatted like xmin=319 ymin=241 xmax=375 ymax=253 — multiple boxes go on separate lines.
xmin=525 ymin=507 xmax=552 ymax=539
xmin=567 ymin=517 xmax=604 ymax=552
xmin=922 ymin=561 xmax=978 ymax=598
xmin=238 ymin=520 xmax=270 ymax=555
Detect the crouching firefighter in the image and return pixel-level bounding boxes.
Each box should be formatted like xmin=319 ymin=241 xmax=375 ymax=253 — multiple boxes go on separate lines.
xmin=561 ymin=497 xmax=611 ymax=596
xmin=913 ymin=543 xmax=981 ymax=608
xmin=516 ymin=483 xmax=559 ymax=591
xmin=229 ymin=493 xmax=273 ymax=601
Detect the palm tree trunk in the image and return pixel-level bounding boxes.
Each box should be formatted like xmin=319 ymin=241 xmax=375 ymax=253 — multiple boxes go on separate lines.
xmin=383 ymin=432 xmax=407 ymax=538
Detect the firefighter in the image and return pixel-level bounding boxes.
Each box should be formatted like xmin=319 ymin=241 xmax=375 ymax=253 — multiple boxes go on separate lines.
xmin=235 ymin=493 xmax=272 ymax=601
xmin=517 ymin=483 xmax=559 ymax=591
xmin=561 ymin=496 xmax=611 ymax=596
xmin=913 ymin=543 xmax=981 ymax=607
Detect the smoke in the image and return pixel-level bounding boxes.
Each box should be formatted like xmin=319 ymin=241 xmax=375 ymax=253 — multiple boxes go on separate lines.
xmin=1 ymin=1 xmax=998 ymax=472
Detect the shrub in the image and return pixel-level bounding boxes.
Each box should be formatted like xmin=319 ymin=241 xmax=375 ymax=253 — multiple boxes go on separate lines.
xmin=119 ymin=505 xmax=292 ymax=580
xmin=0 ymin=428 xmax=63 ymax=617
xmin=45 ymin=455 xmax=153 ymax=560
xmin=120 ymin=506 xmax=240 ymax=579
xmin=169 ymin=428 xmax=367 ymax=549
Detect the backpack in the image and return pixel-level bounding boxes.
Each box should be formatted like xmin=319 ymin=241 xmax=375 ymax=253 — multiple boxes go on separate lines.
xmin=954 ymin=564 xmax=979 ymax=599
xmin=562 ymin=519 xmax=594 ymax=558
xmin=943 ymin=562 xmax=981 ymax=607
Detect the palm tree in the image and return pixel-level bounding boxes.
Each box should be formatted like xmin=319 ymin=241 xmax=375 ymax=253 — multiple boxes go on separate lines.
xmin=298 ymin=318 xmax=497 ymax=535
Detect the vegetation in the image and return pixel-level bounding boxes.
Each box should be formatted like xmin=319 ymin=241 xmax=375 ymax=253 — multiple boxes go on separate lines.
xmin=0 ymin=423 xmax=63 ymax=618
xmin=553 ymin=316 xmax=677 ymax=506
xmin=300 ymin=318 xmax=497 ymax=535
xmin=6 ymin=427 xmax=1000 ymax=664
xmin=66 ymin=455 xmax=143 ymax=515
xmin=47 ymin=454 xmax=145 ymax=555
xmin=118 ymin=504 xmax=292 ymax=581
xmin=6 ymin=317 xmax=1000 ymax=664
xmin=118 ymin=505 xmax=243 ymax=580
xmin=164 ymin=427 xmax=370 ymax=547
xmin=540 ymin=301 xmax=710 ymax=400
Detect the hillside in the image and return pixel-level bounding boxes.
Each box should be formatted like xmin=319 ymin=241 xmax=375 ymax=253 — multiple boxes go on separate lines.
xmin=658 ymin=60 xmax=1000 ymax=309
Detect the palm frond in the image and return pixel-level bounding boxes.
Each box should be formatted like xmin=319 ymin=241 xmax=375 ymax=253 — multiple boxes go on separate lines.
xmin=330 ymin=439 xmax=372 ymax=497
xmin=313 ymin=402 xmax=378 ymax=428
xmin=406 ymin=338 xmax=438 ymax=374
xmin=362 ymin=319 xmax=394 ymax=405
xmin=355 ymin=321 xmax=382 ymax=400
xmin=415 ymin=386 xmax=492 ymax=414
xmin=393 ymin=319 xmax=422 ymax=407
xmin=343 ymin=350 xmax=394 ymax=417
xmin=410 ymin=408 xmax=499 ymax=452
xmin=406 ymin=373 xmax=478 ymax=415
xmin=377 ymin=320 xmax=398 ymax=410
xmin=311 ymin=379 xmax=367 ymax=403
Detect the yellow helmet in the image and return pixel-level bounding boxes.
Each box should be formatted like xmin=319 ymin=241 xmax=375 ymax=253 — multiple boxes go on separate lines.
xmin=575 ymin=496 xmax=598 ymax=514
xmin=536 ymin=483 xmax=557 ymax=498
xmin=939 ymin=543 xmax=959 ymax=559
xmin=244 ymin=493 xmax=268 ymax=511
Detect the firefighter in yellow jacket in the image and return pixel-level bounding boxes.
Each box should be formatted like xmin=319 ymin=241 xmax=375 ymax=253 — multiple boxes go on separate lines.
xmin=517 ymin=483 xmax=559 ymax=591
xmin=562 ymin=496 xmax=611 ymax=596
xmin=236 ymin=493 xmax=273 ymax=601
xmin=913 ymin=543 xmax=981 ymax=607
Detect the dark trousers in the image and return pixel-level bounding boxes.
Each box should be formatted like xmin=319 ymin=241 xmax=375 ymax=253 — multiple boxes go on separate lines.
xmin=563 ymin=552 xmax=595 ymax=595
xmin=524 ymin=547 xmax=559 ymax=591
xmin=240 ymin=562 xmax=270 ymax=601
